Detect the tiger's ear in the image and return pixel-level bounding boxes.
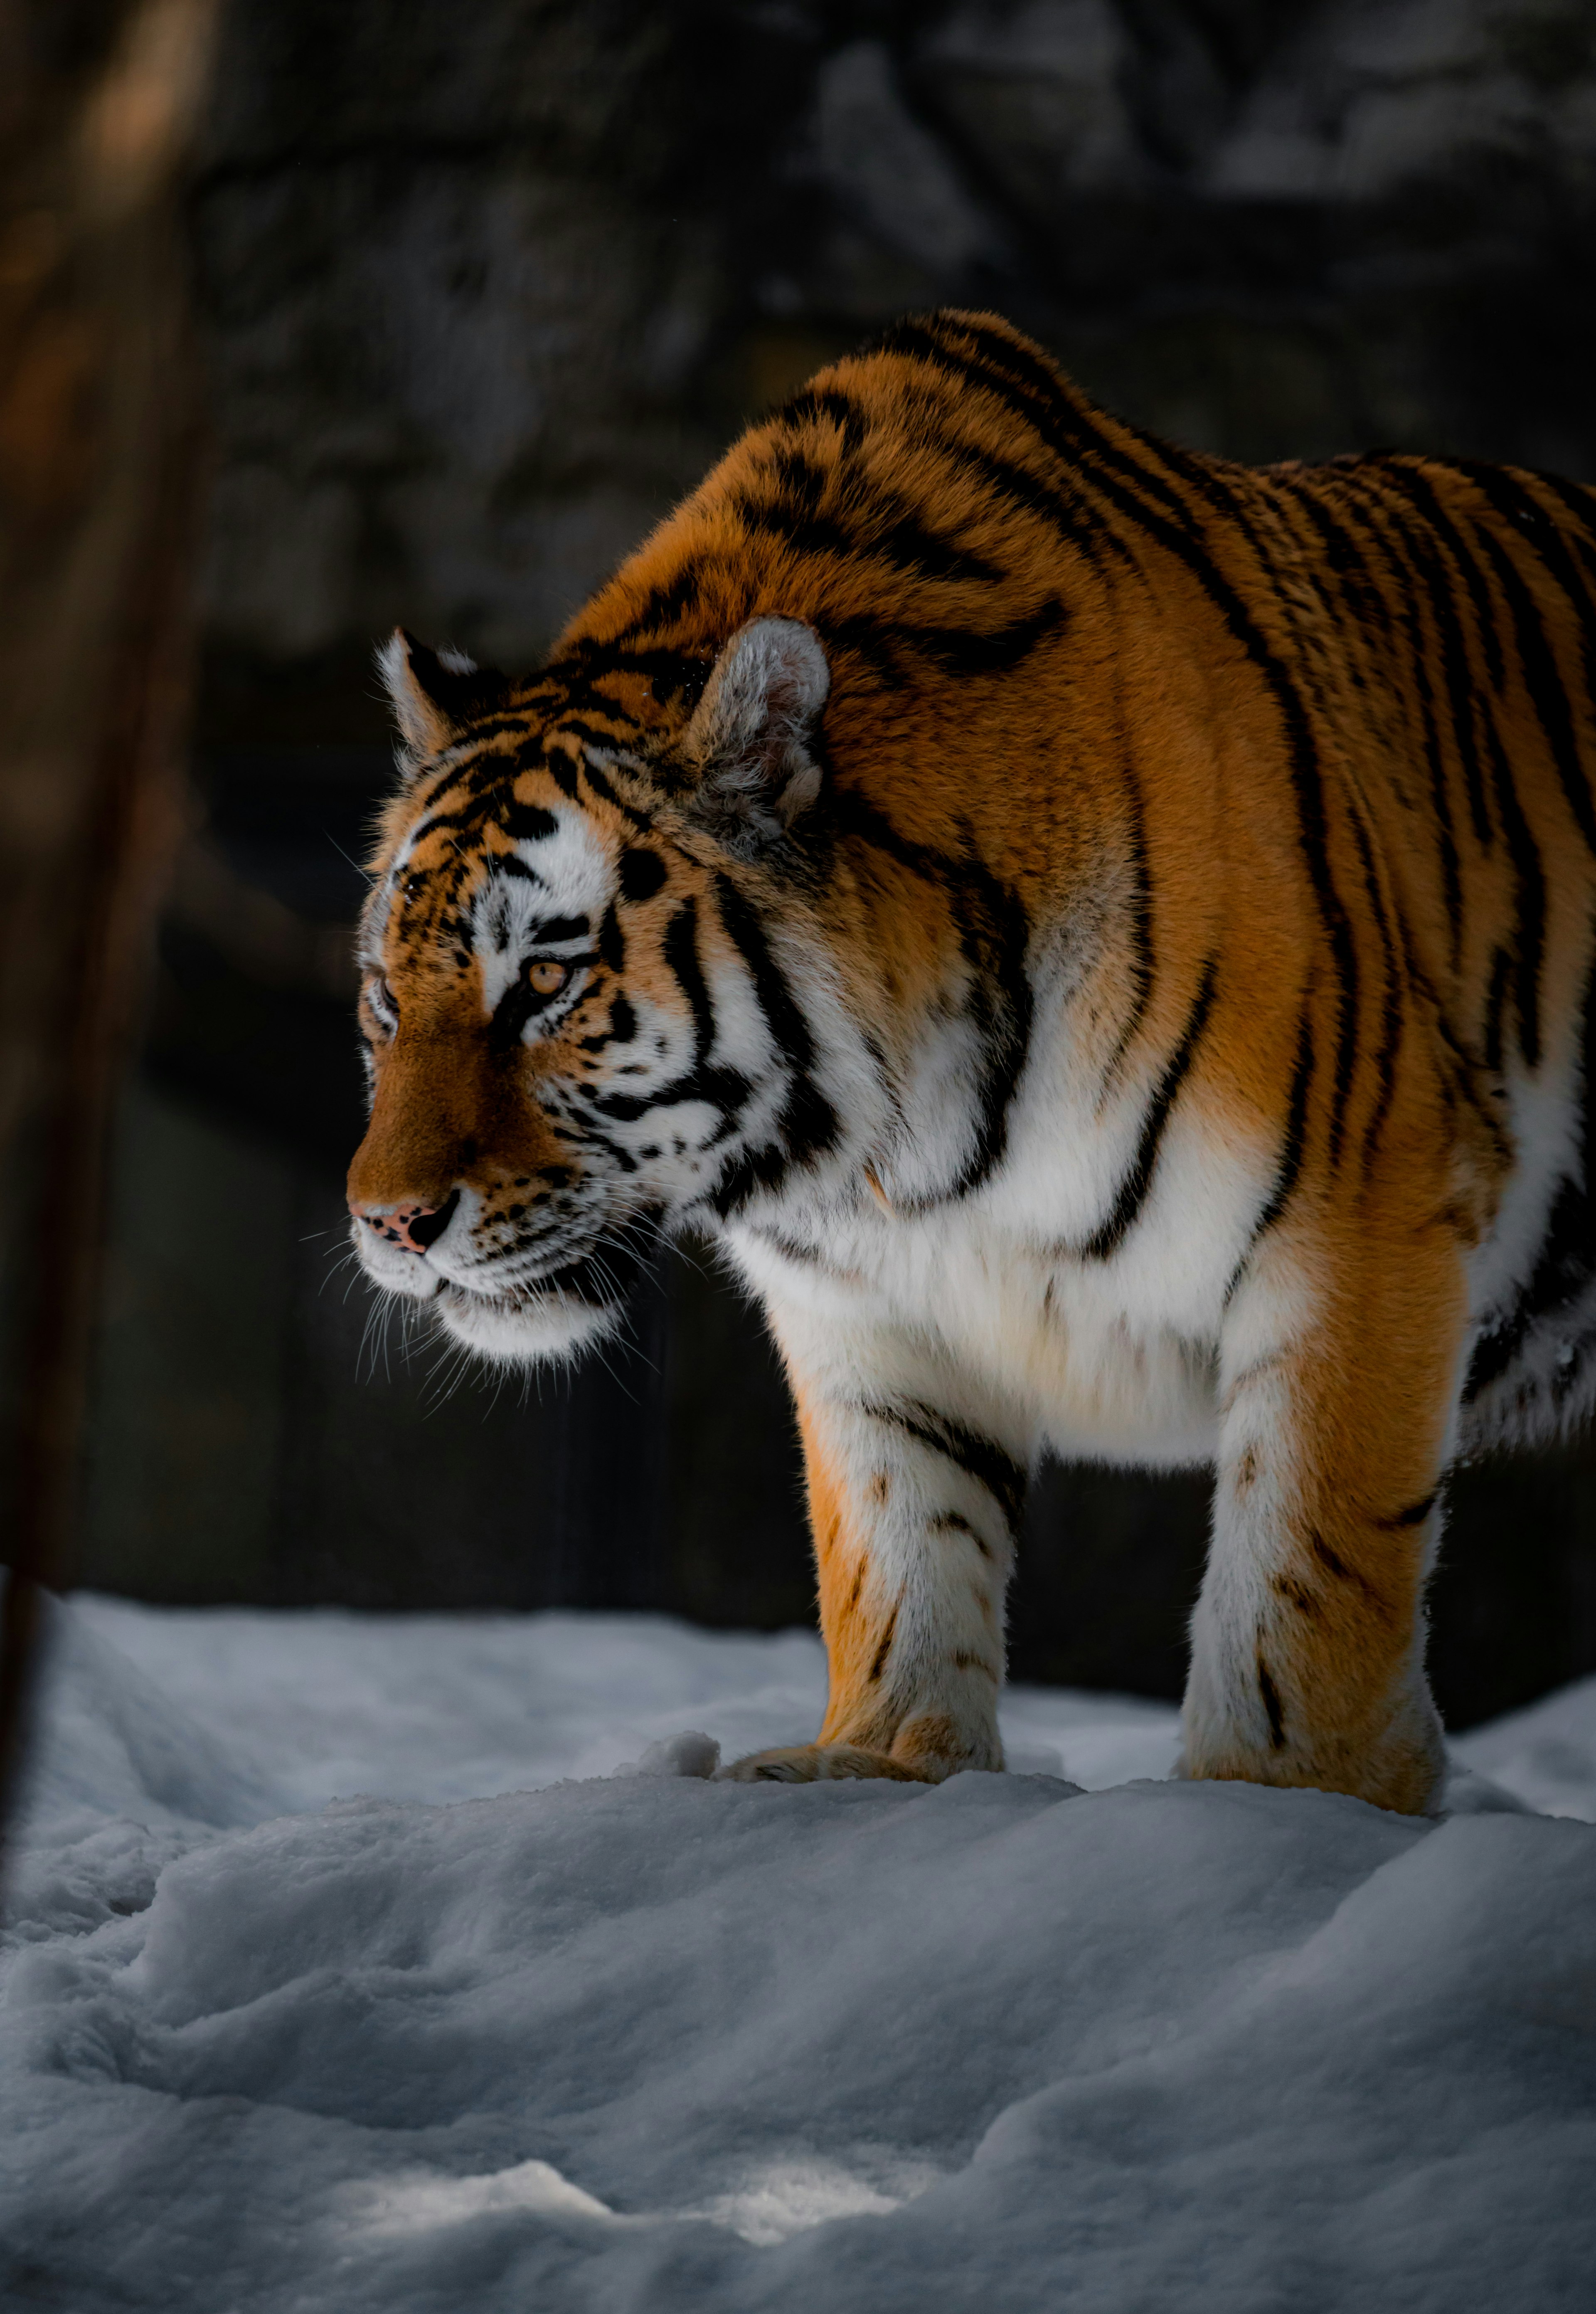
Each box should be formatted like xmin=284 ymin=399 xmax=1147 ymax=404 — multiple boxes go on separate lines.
xmin=682 ymin=617 xmax=830 ymax=854
xmin=377 ymin=629 xmax=512 ymax=775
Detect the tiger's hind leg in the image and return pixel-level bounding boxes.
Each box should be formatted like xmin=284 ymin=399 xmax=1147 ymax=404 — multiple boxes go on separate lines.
xmin=1181 ymin=1207 xmax=1473 ymax=1816
xmin=718 ymin=1325 xmax=1026 ymax=1785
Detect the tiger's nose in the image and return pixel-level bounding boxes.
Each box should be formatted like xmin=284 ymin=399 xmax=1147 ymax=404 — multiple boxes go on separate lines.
xmin=350 ymin=1189 xmax=460 ymax=1254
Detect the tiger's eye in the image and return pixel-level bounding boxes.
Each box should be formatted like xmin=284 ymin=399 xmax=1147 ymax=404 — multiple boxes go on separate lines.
xmin=527 ymin=960 xmax=569 ymax=997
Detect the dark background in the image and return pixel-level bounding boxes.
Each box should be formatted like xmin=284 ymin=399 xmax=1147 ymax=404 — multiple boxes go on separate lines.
xmin=78 ymin=0 xmax=1596 ymax=1726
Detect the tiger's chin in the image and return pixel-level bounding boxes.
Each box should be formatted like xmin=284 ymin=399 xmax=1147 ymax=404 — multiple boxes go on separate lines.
xmin=434 ymin=1279 xmax=623 ymax=1367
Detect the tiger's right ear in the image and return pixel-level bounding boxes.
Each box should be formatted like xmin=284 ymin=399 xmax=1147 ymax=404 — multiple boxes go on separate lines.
xmin=682 ymin=617 xmax=830 ymax=856
xmin=377 ymin=630 xmax=512 ymax=776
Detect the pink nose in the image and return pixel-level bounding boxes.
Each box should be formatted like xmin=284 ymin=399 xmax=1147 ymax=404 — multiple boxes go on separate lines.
xmin=350 ymin=1193 xmax=457 ymax=1254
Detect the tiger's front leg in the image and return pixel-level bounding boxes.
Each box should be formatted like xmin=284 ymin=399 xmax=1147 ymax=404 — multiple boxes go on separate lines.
xmin=1182 ymin=1213 xmax=1470 ymax=1816
xmin=720 ymin=1335 xmax=1028 ymax=1784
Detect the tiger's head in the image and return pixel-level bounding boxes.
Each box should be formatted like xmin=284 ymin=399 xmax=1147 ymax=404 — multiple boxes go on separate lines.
xmin=346 ymin=615 xmax=847 ymax=1363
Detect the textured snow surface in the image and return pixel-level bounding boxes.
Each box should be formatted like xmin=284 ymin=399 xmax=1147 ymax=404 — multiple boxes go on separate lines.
xmin=4 ymin=1596 xmax=1594 ymax=2313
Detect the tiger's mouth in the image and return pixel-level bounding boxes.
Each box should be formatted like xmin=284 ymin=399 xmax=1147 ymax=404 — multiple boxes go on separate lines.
xmin=431 ymin=1211 xmax=661 ymax=1363
xmin=438 ymin=1237 xmax=645 ymax=1317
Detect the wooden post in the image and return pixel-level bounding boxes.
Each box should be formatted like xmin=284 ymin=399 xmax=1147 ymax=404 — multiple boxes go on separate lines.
xmin=0 ymin=0 xmax=218 ymax=1840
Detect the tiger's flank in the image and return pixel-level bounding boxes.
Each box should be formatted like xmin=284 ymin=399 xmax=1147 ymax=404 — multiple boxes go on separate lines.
xmin=346 ymin=311 xmax=1596 ymax=1816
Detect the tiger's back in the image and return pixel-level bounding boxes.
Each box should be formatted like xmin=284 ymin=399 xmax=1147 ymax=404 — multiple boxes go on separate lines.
xmin=350 ymin=312 xmax=1596 ymax=1813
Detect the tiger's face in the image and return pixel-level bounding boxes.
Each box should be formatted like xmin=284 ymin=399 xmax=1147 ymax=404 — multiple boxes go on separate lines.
xmin=346 ymin=617 xmax=840 ymax=1361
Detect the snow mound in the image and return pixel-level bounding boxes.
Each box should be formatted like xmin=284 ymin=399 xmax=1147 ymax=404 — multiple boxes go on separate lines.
xmin=2 ymin=1595 xmax=1594 ymax=2311
xmin=1451 ymin=1675 xmax=1596 ymax=1821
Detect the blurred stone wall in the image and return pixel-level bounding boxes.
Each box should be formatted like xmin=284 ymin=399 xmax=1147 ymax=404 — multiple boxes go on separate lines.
xmin=79 ymin=0 xmax=1596 ymax=1723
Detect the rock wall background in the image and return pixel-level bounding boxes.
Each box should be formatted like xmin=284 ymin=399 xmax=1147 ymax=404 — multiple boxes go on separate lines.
xmin=80 ymin=0 xmax=1596 ymax=1723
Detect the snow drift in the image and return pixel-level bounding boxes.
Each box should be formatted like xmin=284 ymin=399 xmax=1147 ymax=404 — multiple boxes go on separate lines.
xmin=3 ymin=1594 xmax=1594 ymax=2311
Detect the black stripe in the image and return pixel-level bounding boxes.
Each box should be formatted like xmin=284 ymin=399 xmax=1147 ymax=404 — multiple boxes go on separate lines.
xmin=803 ymin=599 xmax=1064 ymax=688
xmin=867 ymin=503 xmax=1009 ymax=588
xmin=591 ymin=897 xmax=749 ymax=1124
xmin=619 ymin=848 xmax=667 ymax=903
xmin=713 ymin=873 xmax=840 ymax=1164
xmin=1376 ymin=460 xmax=1506 ymax=690
xmin=961 ymin=441 xmax=1122 ymax=570
xmin=774 ymin=1077 xmax=841 ymax=1167
xmin=1478 ymin=708 xmax=1545 ymax=1069
xmin=893 ymin=598 xmax=1065 ymax=678
xmin=808 ymin=612 xmax=901 ymax=687
xmin=577 ymin=990 xmax=636 ymax=1054
xmin=574 ymin=753 xmax=653 ymax=831
xmin=859 ymin=1399 xmax=1028 ymax=1529
xmin=926 ymin=1510 xmax=993 ymax=1561
xmin=665 ymin=898 xmax=713 ymax=1070
xmin=746 ymin=1225 xmax=842 ymax=1273
xmin=1079 ymin=957 xmax=1218 ymax=1261
xmin=1528 ymin=468 xmax=1596 ymax=549
xmin=1483 ymin=945 xmax=1512 ymax=1075
xmin=545 ymin=716 xmax=628 ymax=757
xmin=497 ymin=797 xmax=559 ymax=844
xmin=1274 ymin=473 xmax=1399 ymax=649
xmin=1464 ymin=937 xmax=1596 ymax=1402
xmin=1338 ymin=792 xmax=1405 ymax=1174
xmin=1377 ymin=1490 xmax=1440 ymax=1530
xmin=1099 ymin=757 xmax=1154 ymax=1086
xmin=1087 ymin=754 xmax=1152 ymax=1088
xmin=1450 ymin=461 xmax=1596 ymax=728
xmin=589 ymin=1068 xmax=751 ymax=1126
xmin=755 ymin=420 xmax=1021 ymax=597
xmin=944 ymin=844 xmax=1035 ymax=1200
xmin=775 ymin=383 xmax=869 ymax=452
xmin=552 ymin=640 xmax=715 ymax=711
xmin=553 ymin=637 xmax=701 ymax=686
xmin=1310 ymin=1533 xmax=1384 ymax=1604
xmin=819 ymin=787 xmax=943 ymax=874
xmin=869 ymin=1607 xmax=899 ymax=1685
xmin=706 ymin=1137 xmax=796 ymax=1218
xmin=825 ymin=790 xmax=1034 ymax=1199
xmin=711 ymin=878 xmax=815 ymax=1070
xmin=1257 ymin=1660 xmax=1286 ymax=1749
xmin=1252 ymin=1003 xmax=1316 ymax=1249
xmin=1470 ymin=520 xmax=1596 ymax=854
xmin=599 ymin=557 xmax=708 ymax=640
xmin=769 ymin=443 xmax=831 ymax=511
xmin=733 ymin=491 xmax=855 ymax=564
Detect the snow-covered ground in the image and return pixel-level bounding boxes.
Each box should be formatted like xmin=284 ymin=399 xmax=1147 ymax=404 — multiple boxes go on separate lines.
xmin=4 ymin=1594 xmax=1594 ymax=2312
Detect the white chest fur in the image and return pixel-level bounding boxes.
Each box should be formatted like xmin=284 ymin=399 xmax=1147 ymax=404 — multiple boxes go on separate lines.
xmin=724 ymin=939 xmax=1287 ymax=1473
xmin=730 ymin=1177 xmax=1242 ymax=1475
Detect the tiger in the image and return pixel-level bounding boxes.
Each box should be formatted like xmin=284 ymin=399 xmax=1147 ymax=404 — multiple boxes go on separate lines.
xmin=347 ymin=308 xmax=1596 ymax=1817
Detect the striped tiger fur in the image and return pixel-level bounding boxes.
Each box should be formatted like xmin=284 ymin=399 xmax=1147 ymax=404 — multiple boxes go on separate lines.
xmin=347 ymin=309 xmax=1596 ymax=1816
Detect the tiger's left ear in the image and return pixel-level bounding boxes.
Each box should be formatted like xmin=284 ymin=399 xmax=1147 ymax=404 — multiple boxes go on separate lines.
xmin=682 ymin=617 xmax=830 ymax=854
xmin=377 ymin=629 xmax=514 ymax=778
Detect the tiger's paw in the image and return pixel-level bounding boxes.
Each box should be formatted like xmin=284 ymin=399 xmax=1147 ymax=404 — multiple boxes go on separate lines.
xmin=717 ymin=1742 xmax=937 ymax=1784
xmin=1175 ymin=1724 xmax=1446 ymax=1816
